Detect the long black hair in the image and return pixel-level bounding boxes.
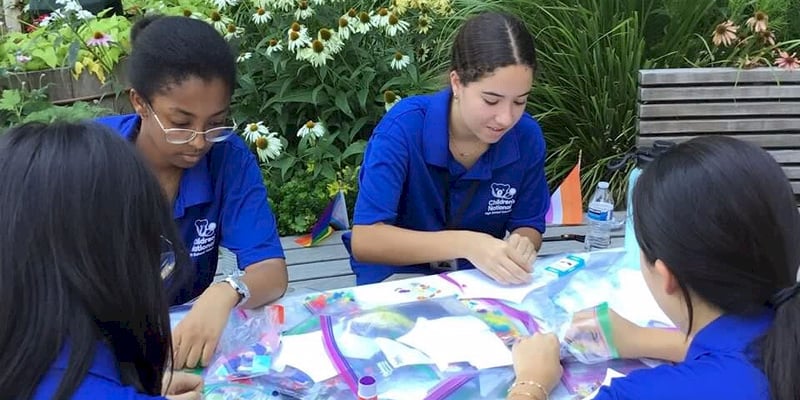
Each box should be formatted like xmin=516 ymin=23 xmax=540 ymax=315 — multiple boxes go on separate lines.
xmin=633 ymin=135 xmax=800 ymax=400
xmin=0 ymin=121 xmax=177 ymax=398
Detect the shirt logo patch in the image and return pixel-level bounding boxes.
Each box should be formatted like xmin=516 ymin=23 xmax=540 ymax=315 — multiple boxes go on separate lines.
xmin=190 ymin=219 xmax=217 ymax=257
xmin=486 ymin=183 xmax=516 ymax=215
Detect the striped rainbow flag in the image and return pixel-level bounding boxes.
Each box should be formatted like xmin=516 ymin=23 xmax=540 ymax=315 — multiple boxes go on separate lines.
xmin=545 ymin=159 xmax=583 ymax=226
xmin=294 ymin=191 xmax=350 ymax=247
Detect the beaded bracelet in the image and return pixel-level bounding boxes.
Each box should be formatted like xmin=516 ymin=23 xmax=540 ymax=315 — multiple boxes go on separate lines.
xmin=507 ymin=380 xmax=549 ymax=400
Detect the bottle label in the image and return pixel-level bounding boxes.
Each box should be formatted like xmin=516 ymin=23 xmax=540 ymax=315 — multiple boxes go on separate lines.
xmin=587 ymin=203 xmax=613 ymax=222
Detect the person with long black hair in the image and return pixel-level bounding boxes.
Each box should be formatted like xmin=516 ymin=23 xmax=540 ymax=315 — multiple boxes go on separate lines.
xmin=510 ymin=136 xmax=800 ymax=400
xmin=0 ymin=121 xmax=202 ymax=399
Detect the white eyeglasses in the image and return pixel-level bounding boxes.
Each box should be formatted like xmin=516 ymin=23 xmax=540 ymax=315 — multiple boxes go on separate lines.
xmin=147 ymin=104 xmax=235 ymax=144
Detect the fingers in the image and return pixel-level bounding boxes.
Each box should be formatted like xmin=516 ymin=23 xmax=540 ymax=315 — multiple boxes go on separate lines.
xmin=201 ymin=339 xmax=218 ymax=367
xmin=172 ymin=334 xmax=188 ymax=370
xmin=185 ymin=341 xmax=203 ymax=369
xmin=172 ymin=373 xmax=204 ymax=394
xmin=166 ymin=391 xmax=202 ymax=400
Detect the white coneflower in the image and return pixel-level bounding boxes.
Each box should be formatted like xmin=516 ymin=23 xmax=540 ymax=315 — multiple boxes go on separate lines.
xmin=390 ymin=51 xmax=411 ymax=70
xmin=371 ymin=7 xmax=389 ymax=27
xmin=287 ymin=22 xmax=312 ymax=51
xmin=252 ymin=7 xmax=271 ymax=24
xmin=242 ymin=121 xmax=269 ymax=143
xmin=384 ymin=90 xmax=401 ymax=111
xmin=266 ymin=39 xmax=283 ymax=56
xmin=224 ymin=23 xmax=244 ymax=40
xmin=318 ymin=28 xmax=343 ymax=54
xmin=342 ymin=8 xmax=358 ymax=26
xmin=237 ymin=52 xmax=253 ymax=63
xmin=310 ymin=0 xmax=325 ymax=5
xmin=352 ymin=11 xmax=372 ymax=34
xmin=208 ymin=11 xmax=233 ymax=35
xmin=299 ymin=40 xmax=333 ymax=67
xmin=417 ymin=13 xmax=432 ymax=34
xmin=294 ymin=1 xmax=314 ymax=20
xmin=255 ymin=132 xmax=284 ymax=161
xmin=297 ymin=120 xmax=326 ymax=139
xmin=385 ymin=13 xmax=409 ymax=36
xmin=272 ymin=0 xmax=294 ymax=11
xmin=337 ymin=17 xmax=352 ymax=40
xmin=212 ymin=0 xmax=238 ymax=10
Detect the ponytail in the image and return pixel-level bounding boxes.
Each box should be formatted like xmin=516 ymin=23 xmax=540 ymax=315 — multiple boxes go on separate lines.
xmin=760 ymin=283 xmax=800 ymax=400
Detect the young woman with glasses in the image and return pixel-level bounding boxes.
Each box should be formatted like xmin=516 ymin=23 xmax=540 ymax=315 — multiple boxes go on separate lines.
xmin=96 ymin=15 xmax=287 ymax=370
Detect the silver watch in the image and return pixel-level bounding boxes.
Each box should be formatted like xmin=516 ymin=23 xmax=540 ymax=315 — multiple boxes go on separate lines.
xmin=219 ymin=274 xmax=250 ymax=307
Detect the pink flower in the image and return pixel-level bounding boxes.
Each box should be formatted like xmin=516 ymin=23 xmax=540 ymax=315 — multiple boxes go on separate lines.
xmin=15 ymin=54 xmax=31 ymax=64
xmin=711 ymin=20 xmax=738 ymax=47
xmin=86 ymin=31 xmax=112 ymax=47
xmin=775 ymin=51 xmax=800 ymax=70
xmin=746 ymin=11 xmax=769 ymax=33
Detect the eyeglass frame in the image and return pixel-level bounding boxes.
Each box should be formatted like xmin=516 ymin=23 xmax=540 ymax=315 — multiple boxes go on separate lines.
xmin=146 ymin=104 xmax=235 ymax=145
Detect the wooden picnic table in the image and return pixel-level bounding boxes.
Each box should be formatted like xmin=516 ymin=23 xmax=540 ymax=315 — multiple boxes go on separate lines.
xmin=275 ymin=212 xmax=627 ymax=294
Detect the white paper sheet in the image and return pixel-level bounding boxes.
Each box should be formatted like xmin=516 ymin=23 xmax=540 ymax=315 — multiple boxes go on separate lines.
xmin=441 ymin=269 xmax=547 ymax=304
xmin=271 ymin=331 xmax=339 ymax=382
xmin=397 ymin=316 xmax=512 ymax=370
xmin=354 ymin=274 xmax=462 ymax=308
xmin=583 ymin=368 xmax=626 ymax=399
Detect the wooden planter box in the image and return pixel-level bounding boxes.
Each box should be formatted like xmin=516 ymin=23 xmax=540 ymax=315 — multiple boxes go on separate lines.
xmin=1 ymin=58 xmax=132 ymax=113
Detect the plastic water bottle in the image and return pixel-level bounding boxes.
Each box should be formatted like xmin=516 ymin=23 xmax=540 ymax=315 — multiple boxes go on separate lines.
xmin=584 ymin=181 xmax=614 ymax=251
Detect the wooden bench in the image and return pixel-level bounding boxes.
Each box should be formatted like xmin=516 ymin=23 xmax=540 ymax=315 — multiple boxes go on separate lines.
xmin=217 ymin=215 xmax=627 ymax=293
xmin=637 ymin=67 xmax=800 ymax=195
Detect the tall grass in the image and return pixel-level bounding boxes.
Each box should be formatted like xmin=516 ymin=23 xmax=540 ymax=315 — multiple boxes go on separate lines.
xmin=502 ymin=0 xmax=722 ymax=205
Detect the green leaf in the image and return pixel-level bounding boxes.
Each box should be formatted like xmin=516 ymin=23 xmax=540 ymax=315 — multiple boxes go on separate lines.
xmin=0 ymin=90 xmax=22 ymax=111
xmin=341 ymin=140 xmax=367 ymax=161
xmin=334 ymin=91 xmax=354 ymax=118
xmin=31 ymin=47 xmax=58 ymax=69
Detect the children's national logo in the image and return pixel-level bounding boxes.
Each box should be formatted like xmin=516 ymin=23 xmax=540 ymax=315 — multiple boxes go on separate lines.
xmin=190 ymin=219 xmax=217 ymax=257
xmin=486 ymin=183 xmax=516 ymax=215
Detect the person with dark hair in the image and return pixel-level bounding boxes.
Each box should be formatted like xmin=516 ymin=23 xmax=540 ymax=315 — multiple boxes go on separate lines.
xmin=344 ymin=12 xmax=550 ymax=286
xmin=0 ymin=121 xmax=202 ymax=399
xmin=95 ymin=15 xmax=288 ymax=370
xmin=509 ymin=136 xmax=800 ymax=400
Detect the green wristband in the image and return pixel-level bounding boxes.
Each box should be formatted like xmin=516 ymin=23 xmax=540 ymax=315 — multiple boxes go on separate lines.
xmin=596 ymin=301 xmax=620 ymax=359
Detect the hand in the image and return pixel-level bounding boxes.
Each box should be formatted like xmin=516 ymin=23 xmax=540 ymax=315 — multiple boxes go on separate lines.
xmin=505 ymin=233 xmax=538 ymax=268
xmin=566 ymin=305 xmax=644 ymax=360
xmin=461 ymin=232 xmax=532 ymax=285
xmin=172 ymin=283 xmax=238 ymax=369
xmin=162 ymin=371 xmax=203 ymax=400
xmin=511 ymin=333 xmax=563 ymax=394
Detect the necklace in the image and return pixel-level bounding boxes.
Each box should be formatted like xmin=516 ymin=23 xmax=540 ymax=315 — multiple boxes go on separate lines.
xmin=449 ymin=132 xmax=486 ymax=158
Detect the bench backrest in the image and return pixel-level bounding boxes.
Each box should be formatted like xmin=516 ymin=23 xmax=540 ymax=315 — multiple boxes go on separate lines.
xmin=637 ymin=67 xmax=800 ymax=195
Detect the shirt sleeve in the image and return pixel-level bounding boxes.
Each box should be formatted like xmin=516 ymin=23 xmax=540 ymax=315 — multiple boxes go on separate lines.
xmin=218 ymin=146 xmax=285 ymax=270
xmin=506 ymin=120 xmax=550 ymax=234
xmin=352 ymin=119 xmax=410 ymax=226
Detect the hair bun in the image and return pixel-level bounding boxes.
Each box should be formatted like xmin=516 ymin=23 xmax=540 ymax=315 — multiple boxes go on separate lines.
xmin=131 ymin=14 xmax=164 ymax=45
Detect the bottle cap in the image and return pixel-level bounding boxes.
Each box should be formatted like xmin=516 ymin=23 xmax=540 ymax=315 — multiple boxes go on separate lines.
xmin=598 ymin=181 xmax=609 ymax=189
xmin=357 ymin=375 xmax=377 ymax=398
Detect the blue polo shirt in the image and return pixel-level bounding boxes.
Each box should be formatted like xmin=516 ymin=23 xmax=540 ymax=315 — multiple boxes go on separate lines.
xmin=344 ymin=88 xmax=550 ymax=285
xmin=35 ymin=343 xmax=166 ymax=399
xmin=594 ymin=310 xmax=773 ymax=400
xmin=96 ymin=114 xmax=285 ymax=304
